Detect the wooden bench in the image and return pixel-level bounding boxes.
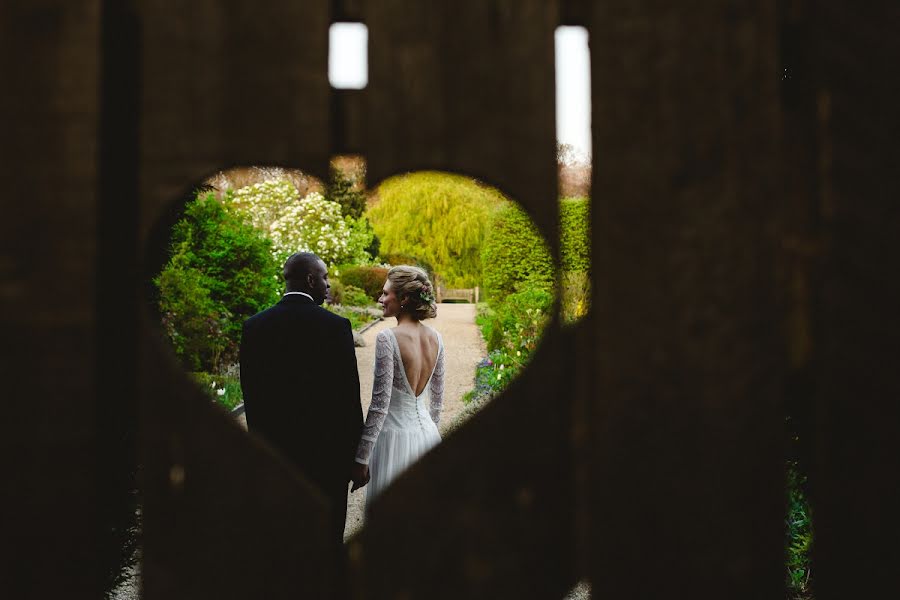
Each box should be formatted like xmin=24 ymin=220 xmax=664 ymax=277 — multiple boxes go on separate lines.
xmin=436 ymin=286 xmax=479 ymax=303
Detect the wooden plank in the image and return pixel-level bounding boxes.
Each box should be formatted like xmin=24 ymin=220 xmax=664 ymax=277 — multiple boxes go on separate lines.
xmin=0 ymin=1 xmax=104 ymax=596
xmin=140 ymin=333 xmax=334 ymax=600
xmin=136 ymin=0 xmax=333 ymax=241
xmin=585 ymin=2 xmax=784 ymax=597
xmin=809 ymin=2 xmax=900 ymax=598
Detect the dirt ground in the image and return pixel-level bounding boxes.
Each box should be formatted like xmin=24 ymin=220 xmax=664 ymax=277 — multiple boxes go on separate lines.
xmin=344 ymin=303 xmax=484 ymax=539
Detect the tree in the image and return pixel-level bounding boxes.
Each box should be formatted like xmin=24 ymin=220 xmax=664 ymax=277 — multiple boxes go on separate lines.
xmin=367 ymin=172 xmax=507 ymax=288
xmin=326 ymin=167 xmax=366 ymax=219
xmin=480 ymin=201 xmax=555 ymax=302
xmin=155 ymin=192 xmax=281 ymax=372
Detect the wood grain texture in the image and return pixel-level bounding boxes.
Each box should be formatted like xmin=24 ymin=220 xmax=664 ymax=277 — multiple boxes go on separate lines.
xmin=809 ymin=2 xmax=900 ymax=598
xmin=586 ymin=2 xmax=785 ymax=597
xmin=0 ymin=1 xmax=102 ymax=597
xmin=136 ymin=0 xmax=332 ymax=242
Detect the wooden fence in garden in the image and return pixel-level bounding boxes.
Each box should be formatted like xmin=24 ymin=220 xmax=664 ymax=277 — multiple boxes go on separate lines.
xmin=5 ymin=1 xmax=899 ymax=599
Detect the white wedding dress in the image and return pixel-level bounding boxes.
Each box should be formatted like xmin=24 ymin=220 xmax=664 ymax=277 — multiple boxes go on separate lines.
xmin=356 ymin=328 xmax=444 ymax=511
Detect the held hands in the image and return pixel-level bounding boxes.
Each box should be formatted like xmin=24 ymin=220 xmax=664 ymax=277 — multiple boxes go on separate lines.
xmin=350 ymin=462 xmax=370 ymax=492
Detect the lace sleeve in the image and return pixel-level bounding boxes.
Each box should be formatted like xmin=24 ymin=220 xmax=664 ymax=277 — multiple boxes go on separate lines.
xmin=429 ymin=339 xmax=445 ymax=425
xmin=355 ymin=331 xmax=394 ymax=464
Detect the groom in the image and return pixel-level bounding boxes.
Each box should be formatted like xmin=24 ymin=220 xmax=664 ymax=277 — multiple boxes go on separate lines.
xmin=240 ymin=251 xmax=367 ymax=544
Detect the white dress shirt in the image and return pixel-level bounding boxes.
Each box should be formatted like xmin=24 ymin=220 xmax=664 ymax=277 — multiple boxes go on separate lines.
xmin=283 ymin=291 xmax=315 ymax=302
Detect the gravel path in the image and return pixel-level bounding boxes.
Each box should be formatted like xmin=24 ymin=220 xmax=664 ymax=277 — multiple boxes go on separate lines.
xmin=344 ymin=303 xmax=484 ymax=538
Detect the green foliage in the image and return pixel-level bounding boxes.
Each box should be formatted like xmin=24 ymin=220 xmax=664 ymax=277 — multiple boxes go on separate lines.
xmin=337 ymin=265 xmax=390 ymax=300
xmin=787 ymin=461 xmax=813 ymax=599
xmin=462 ymin=285 xmax=553 ymax=406
xmin=342 ymin=285 xmax=373 ymax=307
xmin=156 ymin=259 xmax=228 ymax=371
xmin=325 ymin=304 xmax=379 ymax=331
xmin=192 ymin=371 xmax=243 ymax=411
xmin=345 ymin=214 xmax=378 ymax=266
xmin=366 ymin=232 xmax=381 ymax=260
xmin=155 ymin=193 xmax=281 ymax=372
xmin=368 ymin=172 xmax=506 ymax=288
xmin=560 ymin=197 xmax=590 ymax=273
xmin=484 ymin=286 xmax=553 ymax=355
xmin=328 ymin=277 xmax=346 ymax=305
xmin=481 ymin=201 xmax=555 ymax=302
xmin=326 ymin=167 xmax=366 ymax=219
xmin=379 ymin=252 xmax=435 ymax=280
xmin=561 ymin=270 xmax=591 ymax=324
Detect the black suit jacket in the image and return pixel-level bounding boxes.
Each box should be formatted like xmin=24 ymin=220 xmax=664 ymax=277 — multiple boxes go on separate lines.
xmin=239 ymin=294 xmax=363 ymax=494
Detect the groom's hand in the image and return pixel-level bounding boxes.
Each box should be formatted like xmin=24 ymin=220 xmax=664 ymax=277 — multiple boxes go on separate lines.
xmin=350 ymin=462 xmax=370 ymax=492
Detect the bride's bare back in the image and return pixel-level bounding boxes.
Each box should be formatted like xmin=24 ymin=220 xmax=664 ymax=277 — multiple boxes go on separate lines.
xmin=393 ymin=323 xmax=440 ymax=397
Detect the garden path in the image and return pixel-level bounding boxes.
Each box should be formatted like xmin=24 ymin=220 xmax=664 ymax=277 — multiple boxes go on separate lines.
xmin=344 ymin=302 xmax=484 ymax=539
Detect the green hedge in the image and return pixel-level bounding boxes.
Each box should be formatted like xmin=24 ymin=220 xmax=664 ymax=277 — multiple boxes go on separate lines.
xmin=337 ymin=265 xmax=390 ymax=300
xmin=481 ymin=202 xmax=555 ymax=302
xmin=155 ymin=193 xmax=280 ymax=372
xmin=560 ymin=197 xmax=590 ymax=273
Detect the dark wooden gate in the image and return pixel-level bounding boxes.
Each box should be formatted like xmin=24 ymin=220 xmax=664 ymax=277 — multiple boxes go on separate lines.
xmin=3 ymin=1 xmax=898 ymax=598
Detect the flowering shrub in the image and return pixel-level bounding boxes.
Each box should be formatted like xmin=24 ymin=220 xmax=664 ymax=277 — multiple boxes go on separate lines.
xmin=267 ymin=191 xmax=353 ymax=264
xmin=230 ymin=178 xmax=299 ymax=232
xmin=192 ymin=371 xmax=243 ymax=411
xmin=229 ymin=178 xmax=374 ymax=266
xmin=485 ymin=286 xmax=553 ymax=353
xmin=463 ymin=284 xmax=553 ymax=405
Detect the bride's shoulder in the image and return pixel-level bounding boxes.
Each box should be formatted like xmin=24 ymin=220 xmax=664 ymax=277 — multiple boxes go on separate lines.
xmin=422 ymin=324 xmax=442 ymax=345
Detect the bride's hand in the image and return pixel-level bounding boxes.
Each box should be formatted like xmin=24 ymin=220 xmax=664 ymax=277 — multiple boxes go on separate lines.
xmin=350 ymin=463 xmax=370 ymax=492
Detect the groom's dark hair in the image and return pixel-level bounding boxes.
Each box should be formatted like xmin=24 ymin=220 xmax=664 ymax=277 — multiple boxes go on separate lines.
xmin=283 ymin=252 xmax=322 ymax=291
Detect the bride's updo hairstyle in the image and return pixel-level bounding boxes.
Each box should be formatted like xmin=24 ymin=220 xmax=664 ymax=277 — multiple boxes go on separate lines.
xmin=388 ymin=265 xmax=438 ymax=320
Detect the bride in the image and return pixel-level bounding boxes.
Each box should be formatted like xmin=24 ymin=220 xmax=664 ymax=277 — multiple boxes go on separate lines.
xmin=350 ymin=265 xmax=444 ymax=511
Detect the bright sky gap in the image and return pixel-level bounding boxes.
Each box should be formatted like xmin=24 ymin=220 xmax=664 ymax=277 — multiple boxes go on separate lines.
xmin=329 ymin=24 xmax=591 ymax=159
xmin=555 ymin=26 xmax=592 ymax=161
xmin=329 ymin=22 xmax=368 ymax=89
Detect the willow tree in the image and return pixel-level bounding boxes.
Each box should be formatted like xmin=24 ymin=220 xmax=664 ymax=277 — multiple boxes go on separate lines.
xmin=367 ymin=172 xmax=506 ymax=288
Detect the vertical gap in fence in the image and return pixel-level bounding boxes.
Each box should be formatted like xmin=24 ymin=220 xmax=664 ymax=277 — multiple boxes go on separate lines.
xmin=555 ymin=25 xmax=592 ymax=327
